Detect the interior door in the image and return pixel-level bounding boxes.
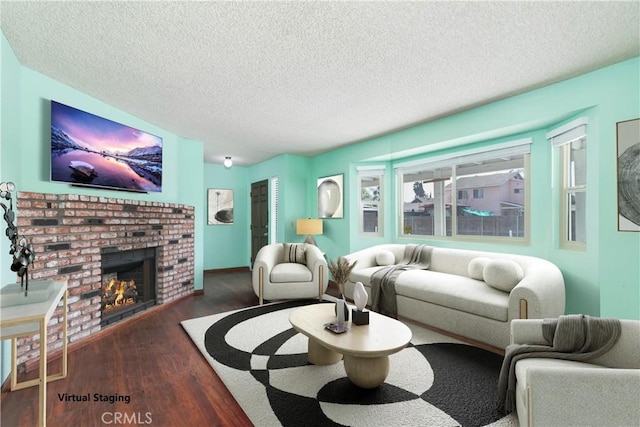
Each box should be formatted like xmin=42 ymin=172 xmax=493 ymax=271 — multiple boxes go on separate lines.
xmin=250 ymin=179 xmax=269 ymax=266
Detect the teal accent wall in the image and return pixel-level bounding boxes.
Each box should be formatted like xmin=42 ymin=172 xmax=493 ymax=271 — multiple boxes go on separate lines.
xmin=1 ymin=30 xmax=23 ymax=385
xmin=1 ymin=33 xmax=205 ymax=383
xmin=203 ymin=163 xmax=250 ymax=269
xmin=307 ymin=57 xmax=639 ymax=321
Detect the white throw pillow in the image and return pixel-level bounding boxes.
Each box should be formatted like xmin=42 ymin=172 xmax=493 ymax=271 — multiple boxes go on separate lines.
xmin=483 ymin=259 xmax=524 ymax=292
xmin=376 ymin=250 xmax=396 ymax=266
xmin=468 ymin=257 xmax=490 ymax=280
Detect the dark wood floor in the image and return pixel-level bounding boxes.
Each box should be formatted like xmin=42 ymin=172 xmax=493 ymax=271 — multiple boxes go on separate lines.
xmin=1 ymin=269 xmax=319 ymax=427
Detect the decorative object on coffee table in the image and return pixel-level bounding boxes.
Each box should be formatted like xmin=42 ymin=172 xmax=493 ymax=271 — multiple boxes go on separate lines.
xmin=335 ymin=297 xmax=346 ymax=325
xmin=328 ymin=256 xmax=357 ymax=321
xmin=327 ymin=256 xmax=357 ymax=296
xmin=352 ymin=281 xmax=370 ymax=325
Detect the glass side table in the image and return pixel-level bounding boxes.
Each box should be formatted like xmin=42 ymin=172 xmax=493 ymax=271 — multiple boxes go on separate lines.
xmin=0 ymin=280 xmax=68 ymax=427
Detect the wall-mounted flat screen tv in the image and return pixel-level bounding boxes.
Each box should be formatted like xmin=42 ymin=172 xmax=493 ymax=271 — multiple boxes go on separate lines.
xmin=51 ymin=101 xmax=163 ymax=193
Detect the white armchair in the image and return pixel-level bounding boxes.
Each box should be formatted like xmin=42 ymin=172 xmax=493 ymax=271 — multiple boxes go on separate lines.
xmin=252 ymin=243 xmax=328 ymax=305
xmin=510 ymin=318 xmax=640 ymax=427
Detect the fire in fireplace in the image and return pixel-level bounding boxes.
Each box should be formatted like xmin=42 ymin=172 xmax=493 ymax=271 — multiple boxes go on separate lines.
xmin=102 ymin=276 xmax=139 ymax=313
xmin=101 ymin=247 xmax=157 ymax=326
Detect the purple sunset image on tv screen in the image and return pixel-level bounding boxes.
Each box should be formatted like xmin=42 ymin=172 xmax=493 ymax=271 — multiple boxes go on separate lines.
xmin=50 ymin=101 xmax=163 ymax=193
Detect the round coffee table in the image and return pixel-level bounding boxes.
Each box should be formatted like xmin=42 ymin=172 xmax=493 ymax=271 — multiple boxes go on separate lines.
xmin=289 ymin=303 xmax=412 ymax=388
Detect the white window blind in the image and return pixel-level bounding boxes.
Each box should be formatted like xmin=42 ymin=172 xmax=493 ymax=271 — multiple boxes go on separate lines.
xmin=270 ymin=176 xmax=278 ymax=244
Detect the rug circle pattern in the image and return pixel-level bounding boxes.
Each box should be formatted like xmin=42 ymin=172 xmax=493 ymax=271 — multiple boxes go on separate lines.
xmin=182 ymin=300 xmax=518 ymax=427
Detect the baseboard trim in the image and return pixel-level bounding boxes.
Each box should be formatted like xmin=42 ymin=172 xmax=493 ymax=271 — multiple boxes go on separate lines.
xmin=204 ymin=266 xmax=250 ymax=274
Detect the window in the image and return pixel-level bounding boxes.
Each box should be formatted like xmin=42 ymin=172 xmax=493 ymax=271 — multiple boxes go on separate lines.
xmin=547 ymin=118 xmax=587 ymax=248
xmin=397 ymin=138 xmax=530 ymax=240
xmin=358 ymin=166 xmax=384 ymax=234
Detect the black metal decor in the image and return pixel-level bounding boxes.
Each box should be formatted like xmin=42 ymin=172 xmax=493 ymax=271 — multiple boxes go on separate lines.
xmin=1 ymin=181 xmax=36 ymax=296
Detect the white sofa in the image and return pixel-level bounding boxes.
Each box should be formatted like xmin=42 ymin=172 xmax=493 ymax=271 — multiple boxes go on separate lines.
xmin=510 ymin=318 xmax=640 ymax=427
xmin=343 ymin=244 xmax=565 ymax=349
xmin=252 ymin=243 xmax=328 ymax=305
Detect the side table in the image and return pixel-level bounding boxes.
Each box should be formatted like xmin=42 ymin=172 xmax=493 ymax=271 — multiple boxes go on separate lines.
xmin=0 ymin=280 xmax=68 ymax=427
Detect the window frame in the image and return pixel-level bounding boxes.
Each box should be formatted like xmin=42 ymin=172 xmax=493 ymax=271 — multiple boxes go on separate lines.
xmin=396 ymin=138 xmax=531 ymax=244
xmin=357 ymin=166 xmax=384 ymax=236
xmin=547 ymin=117 xmax=588 ymax=251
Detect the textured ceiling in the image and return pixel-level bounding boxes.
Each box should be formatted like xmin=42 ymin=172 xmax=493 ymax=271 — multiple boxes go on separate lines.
xmin=1 ymin=1 xmax=639 ymax=166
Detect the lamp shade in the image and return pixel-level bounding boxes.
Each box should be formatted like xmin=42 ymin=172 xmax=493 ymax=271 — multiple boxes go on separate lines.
xmin=296 ymin=218 xmax=323 ymax=235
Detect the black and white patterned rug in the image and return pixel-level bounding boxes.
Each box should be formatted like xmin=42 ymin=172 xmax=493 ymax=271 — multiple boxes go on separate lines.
xmin=181 ymin=300 xmax=518 ymax=427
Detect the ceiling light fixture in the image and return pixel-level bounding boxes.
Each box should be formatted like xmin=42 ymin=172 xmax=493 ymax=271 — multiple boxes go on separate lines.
xmin=223 ymin=156 xmax=232 ymax=169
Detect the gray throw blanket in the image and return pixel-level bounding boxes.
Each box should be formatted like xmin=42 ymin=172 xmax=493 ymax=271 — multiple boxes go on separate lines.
xmin=370 ymin=244 xmax=433 ymax=318
xmin=496 ymin=314 xmax=622 ymax=413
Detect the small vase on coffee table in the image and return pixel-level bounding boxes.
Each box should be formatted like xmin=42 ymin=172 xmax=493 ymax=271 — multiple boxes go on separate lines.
xmin=352 ymin=281 xmax=369 ymax=325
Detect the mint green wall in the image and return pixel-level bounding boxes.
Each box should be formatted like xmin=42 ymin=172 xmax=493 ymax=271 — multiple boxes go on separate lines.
xmin=1 ymin=33 xmax=205 ymax=383
xmin=247 ymin=154 xmax=311 ymax=244
xmin=308 ymin=57 xmax=639 ymax=320
xmin=0 ymin=30 xmax=23 ymax=386
xmin=12 ymin=67 xmax=205 ymax=292
xmin=203 ymin=163 xmax=250 ymax=269
xmin=203 ymin=154 xmax=313 ymax=270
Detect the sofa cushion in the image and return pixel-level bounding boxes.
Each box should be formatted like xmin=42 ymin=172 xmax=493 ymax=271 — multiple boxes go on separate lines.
xmin=351 ymin=266 xmax=387 ymax=286
xmin=270 ymin=263 xmax=312 ymax=283
xmin=376 ymin=250 xmax=396 ymax=266
xmin=283 ymin=243 xmax=306 ymax=264
xmin=483 ymin=259 xmax=524 ymax=292
xmin=395 ymin=269 xmax=510 ymax=321
xmin=468 ymin=257 xmax=490 ymax=280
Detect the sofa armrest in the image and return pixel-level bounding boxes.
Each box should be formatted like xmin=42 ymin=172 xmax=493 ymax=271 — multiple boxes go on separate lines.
xmin=510 ymin=319 xmax=548 ymax=345
xmin=305 ymin=245 xmax=328 ymax=285
xmin=254 ymin=245 xmax=281 ymax=273
xmin=524 ymin=367 xmax=640 ymax=427
xmin=252 ymin=245 xmax=282 ymax=294
xmin=508 ymin=261 xmax=565 ymax=320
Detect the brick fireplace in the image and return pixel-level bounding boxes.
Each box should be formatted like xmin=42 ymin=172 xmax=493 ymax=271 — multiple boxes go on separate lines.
xmin=14 ymin=192 xmax=195 ymax=371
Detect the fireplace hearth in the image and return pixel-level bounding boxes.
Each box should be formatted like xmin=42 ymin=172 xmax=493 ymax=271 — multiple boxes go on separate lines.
xmin=101 ymin=247 xmax=157 ymax=327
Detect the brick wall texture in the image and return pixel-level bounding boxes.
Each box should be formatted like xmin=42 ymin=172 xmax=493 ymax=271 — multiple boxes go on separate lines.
xmin=12 ymin=192 xmax=195 ymax=371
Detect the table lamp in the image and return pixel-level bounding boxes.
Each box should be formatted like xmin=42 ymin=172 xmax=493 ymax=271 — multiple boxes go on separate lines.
xmin=296 ymin=218 xmax=323 ymax=246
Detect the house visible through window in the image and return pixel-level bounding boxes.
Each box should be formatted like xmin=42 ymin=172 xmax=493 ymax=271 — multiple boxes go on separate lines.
xmin=547 ymin=118 xmax=587 ymax=248
xmin=357 ymin=166 xmax=384 ymax=235
xmin=397 ymin=138 xmax=530 ymax=240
